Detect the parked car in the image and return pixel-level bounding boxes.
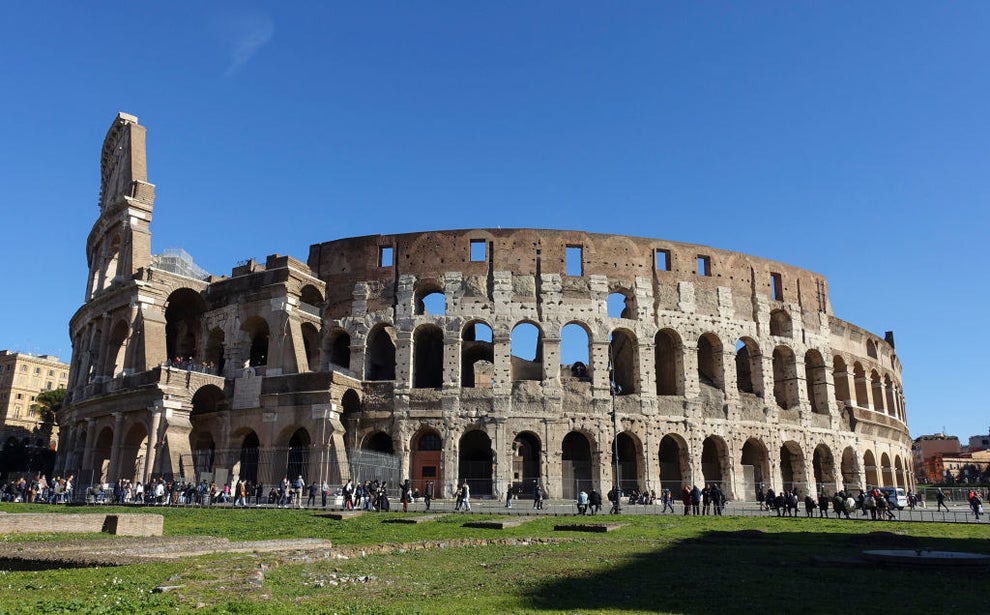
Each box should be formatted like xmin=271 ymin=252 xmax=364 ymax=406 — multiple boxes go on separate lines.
xmin=879 ymin=486 xmax=907 ymax=510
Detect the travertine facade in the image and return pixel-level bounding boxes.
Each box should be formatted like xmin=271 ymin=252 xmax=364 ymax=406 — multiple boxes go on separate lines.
xmin=55 ymin=113 xmax=913 ymax=499
xmin=0 ymin=350 xmax=68 ymax=445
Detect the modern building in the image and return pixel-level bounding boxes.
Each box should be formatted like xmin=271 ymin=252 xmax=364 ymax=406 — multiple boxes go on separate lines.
xmin=912 ymin=433 xmax=962 ymax=484
xmin=0 ymin=350 xmax=68 ymax=446
xmin=55 ymin=113 xmax=914 ymax=498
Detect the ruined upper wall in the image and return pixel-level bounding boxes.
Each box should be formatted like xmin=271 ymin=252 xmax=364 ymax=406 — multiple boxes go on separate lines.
xmin=308 ymin=229 xmax=831 ymax=317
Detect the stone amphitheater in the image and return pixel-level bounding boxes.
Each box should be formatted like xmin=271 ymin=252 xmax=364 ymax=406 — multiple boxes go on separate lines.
xmin=55 ymin=113 xmax=912 ymax=501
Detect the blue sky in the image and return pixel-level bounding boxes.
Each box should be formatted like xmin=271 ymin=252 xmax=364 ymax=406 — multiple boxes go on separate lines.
xmin=1 ymin=3 xmax=987 ymax=440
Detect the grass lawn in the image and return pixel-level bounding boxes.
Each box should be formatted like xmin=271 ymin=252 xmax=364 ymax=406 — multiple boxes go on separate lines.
xmin=1 ymin=504 xmax=988 ymax=614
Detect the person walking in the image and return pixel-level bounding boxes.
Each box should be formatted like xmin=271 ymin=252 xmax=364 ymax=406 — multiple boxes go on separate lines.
xmin=461 ymin=481 xmax=471 ymax=512
xmin=505 ymin=482 xmax=514 ymax=508
xmin=936 ymin=487 xmax=948 ymax=512
xmin=400 ymin=479 xmax=412 ymax=513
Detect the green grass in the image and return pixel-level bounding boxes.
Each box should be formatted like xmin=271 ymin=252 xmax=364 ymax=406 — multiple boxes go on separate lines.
xmin=1 ymin=504 xmax=988 ymax=614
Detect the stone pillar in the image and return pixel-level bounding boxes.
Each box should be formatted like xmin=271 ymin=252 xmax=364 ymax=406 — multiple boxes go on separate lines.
xmin=143 ymin=408 xmax=164 ymax=484
xmin=80 ymin=418 xmax=97 ymax=472
xmin=107 ymin=412 xmax=125 ymax=480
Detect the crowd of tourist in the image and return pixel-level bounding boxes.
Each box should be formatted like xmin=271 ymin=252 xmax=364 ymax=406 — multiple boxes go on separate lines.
xmin=0 ymin=474 xmax=74 ymax=503
xmin=165 ymin=356 xmax=219 ymax=375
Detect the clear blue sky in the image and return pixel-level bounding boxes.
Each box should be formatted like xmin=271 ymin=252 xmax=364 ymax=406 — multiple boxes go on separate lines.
xmin=1 ymin=3 xmax=987 ymax=441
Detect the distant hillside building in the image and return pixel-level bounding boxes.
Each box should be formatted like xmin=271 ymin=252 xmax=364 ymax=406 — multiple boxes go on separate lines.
xmin=0 ymin=350 xmax=68 ymax=446
xmin=912 ymin=433 xmax=961 ymax=484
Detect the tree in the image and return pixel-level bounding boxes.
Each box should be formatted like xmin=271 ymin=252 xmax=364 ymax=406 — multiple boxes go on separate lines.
xmin=31 ymin=388 xmax=65 ymax=448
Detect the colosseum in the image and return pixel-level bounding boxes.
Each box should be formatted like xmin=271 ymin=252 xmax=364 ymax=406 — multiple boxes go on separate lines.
xmin=55 ymin=113 xmax=913 ymax=501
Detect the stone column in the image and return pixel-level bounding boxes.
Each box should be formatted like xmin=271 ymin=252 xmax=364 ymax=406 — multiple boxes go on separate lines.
xmin=80 ymin=418 xmax=97 ymax=472
xmin=107 ymin=412 xmax=125 ymax=480
xmin=143 ymin=407 xmax=164 ymax=484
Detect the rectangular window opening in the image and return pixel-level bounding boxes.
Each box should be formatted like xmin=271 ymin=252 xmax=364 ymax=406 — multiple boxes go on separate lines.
xmin=469 ymin=239 xmax=486 ymax=262
xmin=566 ymin=245 xmax=583 ymax=276
xmin=696 ymin=255 xmax=711 ymax=277
xmin=378 ymin=246 xmax=393 ymax=268
xmin=655 ymin=249 xmax=671 ymax=272
xmin=771 ymin=272 xmax=784 ymax=301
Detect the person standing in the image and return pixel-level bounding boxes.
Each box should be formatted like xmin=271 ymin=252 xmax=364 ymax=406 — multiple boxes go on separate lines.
xmin=424 ymin=480 xmax=433 ymax=511
xmin=505 ymin=482 xmax=514 ymax=508
xmin=461 ymin=481 xmax=471 ymax=512
xmin=400 ymin=479 xmax=412 ymax=513
xmin=690 ymin=485 xmax=702 ymax=515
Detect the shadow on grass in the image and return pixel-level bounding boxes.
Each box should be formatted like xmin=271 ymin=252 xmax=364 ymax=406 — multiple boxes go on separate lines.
xmin=527 ymin=529 xmax=990 ymax=614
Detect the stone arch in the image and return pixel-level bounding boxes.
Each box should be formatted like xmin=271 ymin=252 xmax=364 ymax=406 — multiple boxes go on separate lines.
xmin=853 ymin=362 xmax=869 ymax=408
xmin=863 ymin=449 xmax=879 ymax=487
xmin=804 ymin=350 xmax=828 ymax=414
xmin=102 ymin=233 xmax=122 ymax=290
xmin=238 ymin=431 xmax=261 ymax=486
xmin=286 ymin=428 xmax=311 ymax=482
xmin=299 ymin=284 xmax=324 ymax=310
xmin=607 ymin=288 xmax=636 ymax=319
xmin=511 ymin=321 xmax=543 ymax=382
xmin=772 ymin=345 xmax=799 ymax=409
xmin=204 ymin=327 xmax=225 ymax=375
xmin=327 ymin=328 xmax=351 ymax=371
xmin=301 ymin=322 xmax=321 ymax=372
xmin=411 ymin=428 xmax=443 ymax=496
xmin=512 ymin=431 xmax=542 ymax=497
xmin=871 ymin=370 xmax=885 ymax=412
xmin=365 ymin=324 xmax=396 ymax=381
xmin=462 ymin=320 xmax=494 ymax=388
xmin=412 ymin=324 xmax=444 ymax=389
xmin=734 ymin=337 xmax=763 ymax=396
xmin=658 ymin=433 xmax=690 ymax=492
xmin=609 ymin=328 xmax=639 ymax=395
xmin=884 ymin=375 xmax=896 ymax=418
xmin=191 ymin=384 xmax=226 ymax=416
xmin=190 ymin=426 xmax=216 ymax=479
xmin=612 ymin=431 xmax=643 ymax=492
xmin=701 ymin=435 xmax=729 ymax=488
xmin=841 ymin=446 xmax=859 ymax=490
xmin=341 ymin=389 xmax=361 ymax=415
xmin=459 ymin=429 xmax=494 ymax=496
xmin=93 ymin=426 xmax=114 ymax=482
xmin=107 ymin=319 xmax=129 ymax=377
xmin=118 ymin=422 xmax=149 ymax=483
xmin=740 ymin=438 xmax=770 ymax=500
xmin=561 ymin=431 xmax=593 ymax=499
xmin=656 ymin=329 xmax=684 ymax=396
xmin=866 ymin=339 xmax=878 ymax=359
xmin=769 ymin=309 xmax=792 ymax=337
xmin=812 ymin=444 xmax=836 ymax=494
xmin=166 ymin=288 xmax=207 ymax=362
xmin=880 ymin=452 xmax=893 ymax=487
xmin=832 ymin=356 xmax=851 ymax=404
xmin=894 ymin=455 xmax=905 ymax=488
xmin=363 ymin=431 xmax=394 ymax=454
xmin=241 ymin=316 xmax=270 ymax=367
xmin=560 ymin=321 xmax=592 ymax=384
xmin=779 ymin=441 xmax=806 ymax=493
xmin=414 ymin=280 xmax=446 ymax=316
xmin=697 ymin=333 xmax=724 ymax=391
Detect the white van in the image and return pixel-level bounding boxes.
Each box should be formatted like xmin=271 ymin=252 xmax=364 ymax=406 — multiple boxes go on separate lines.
xmin=879 ymin=487 xmax=907 ymax=510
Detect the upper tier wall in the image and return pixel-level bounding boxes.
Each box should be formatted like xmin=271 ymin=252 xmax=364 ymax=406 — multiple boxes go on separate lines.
xmin=308 ymin=228 xmax=831 ymax=318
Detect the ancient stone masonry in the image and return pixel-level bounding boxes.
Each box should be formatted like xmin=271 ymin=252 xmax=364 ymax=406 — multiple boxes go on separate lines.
xmin=56 ymin=114 xmax=913 ymax=501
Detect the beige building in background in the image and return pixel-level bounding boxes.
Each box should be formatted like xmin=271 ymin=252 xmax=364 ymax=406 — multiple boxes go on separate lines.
xmin=0 ymin=350 xmax=68 ymax=445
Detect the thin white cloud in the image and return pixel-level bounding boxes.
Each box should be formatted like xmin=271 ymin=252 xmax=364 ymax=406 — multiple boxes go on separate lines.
xmin=223 ymin=12 xmax=274 ymax=77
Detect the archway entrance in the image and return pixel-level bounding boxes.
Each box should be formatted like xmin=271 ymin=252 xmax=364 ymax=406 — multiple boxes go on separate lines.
xmin=658 ymin=435 xmax=688 ymax=492
xmin=813 ymin=444 xmax=836 ymax=494
xmin=612 ymin=432 xmax=641 ymax=493
xmin=701 ymin=436 xmax=727 ymax=489
xmin=411 ymin=430 xmax=442 ymax=498
xmin=561 ymin=432 xmax=592 ymax=499
xmin=740 ymin=439 xmax=769 ymax=501
xmin=458 ymin=431 xmax=493 ymax=496
xmin=511 ymin=432 xmax=542 ymax=498
xmin=780 ymin=442 xmax=806 ymax=494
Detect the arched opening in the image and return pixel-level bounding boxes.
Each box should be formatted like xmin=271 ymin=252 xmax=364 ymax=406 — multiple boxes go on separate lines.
xmin=612 ymin=432 xmax=641 ymax=493
xmin=880 ymin=452 xmax=893 ymax=487
xmin=735 ymin=338 xmax=763 ymax=395
xmin=461 ymin=321 xmax=494 ymax=388
xmin=609 ymin=329 xmax=639 ymax=395
xmin=866 ymin=339 xmax=878 ymax=359
xmin=301 ymin=322 xmax=321 ymax=373
xmin=511 ymin=322 xmax=543 ymax=382
xmin=364 ymin=431 xmax=394 ymax=454
xmin=812 ymin=444 xmax=835 ymax=494
xmin=286 ymin=428 xmax=311 ymax=482
xmin=165 ymin=288 xmax=206 ymax=362
xmin=841 ymin=446 xmax=858 ymax=490
xmin=769 ymin=309 xmax=792 ymax=338
xmin=328 ymin=329 xmax=351 ymax=370
xmin=779 ymin=441 xmax=805 ymax=493
xmin=740 ymin=439 xmax=769 ymax=501
xmin=832 ymin=356 xmax=851 ymax=404
xmin=190 ymin=429 xmax=216 ymax=480
xmin=93 ymin=427 xmax=114 ymax=483
xmin=560 ymin=322 xmax=592 ymax=384
xmin=365 ymin=325 xmax=396 ymax=381
xmin=772 ymin=345 xmax=799 ymax=409
xmin=864 ymin=450 xmax=879 ymax=488
xmin=102 ymin=235 xmax=121 ymax=290
xmin=412 ymin=324 xmax=444 ymax=388
xmin=241 ymin=316 xmax=270 ymax=367
xmin=204 ymin=328 xmax=225 ymax=375
xmin=607 ymin=290 xmax=635 ymax=319
xmin=561 ymin=432 xmax=592 ymax=499
xmin=299 ymin=284 xmax=324 ymax=312
xmin=805 ymin=350 xmax=828 ymax=414
xmin=655 ymin=329 xmax=683 ymax=395
xmin=853 ymin=362 xmax=869 ymax=408
xmin=107 ymin=320 xmax=129 ymax=377
xmin=416 ymin=289 xmax=446 ymax=316
xmin=191 ymin=385 xmax=226 ymax=415
xmin=697 ymin=333 xmax=724 ymax=391
xmin=658 ymin=434 xmax=689 ymax=492
xmin=118 ymin=423 xmax=148 ymax=483
xmin=512 ymin=432 xmax=542 ymax=498
xmin=871 ymin=370 xmax=885 ymax=412
xmin=459 ymin=430 xmax=493 ymax=496
xmin=701 ymin=436 xmax=728 ymax=488
xmin=894 ymin=455 xmax=905 ymax=488
xmin=239 ymin=431 xmax=260 ymax=486
xmin=411 ymin=430 xmax=442 ymax=497
xmin=341 ymin=389 xmax=361 ymax=415
xmin=884 ymin=375 xmax=896 ymax=417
